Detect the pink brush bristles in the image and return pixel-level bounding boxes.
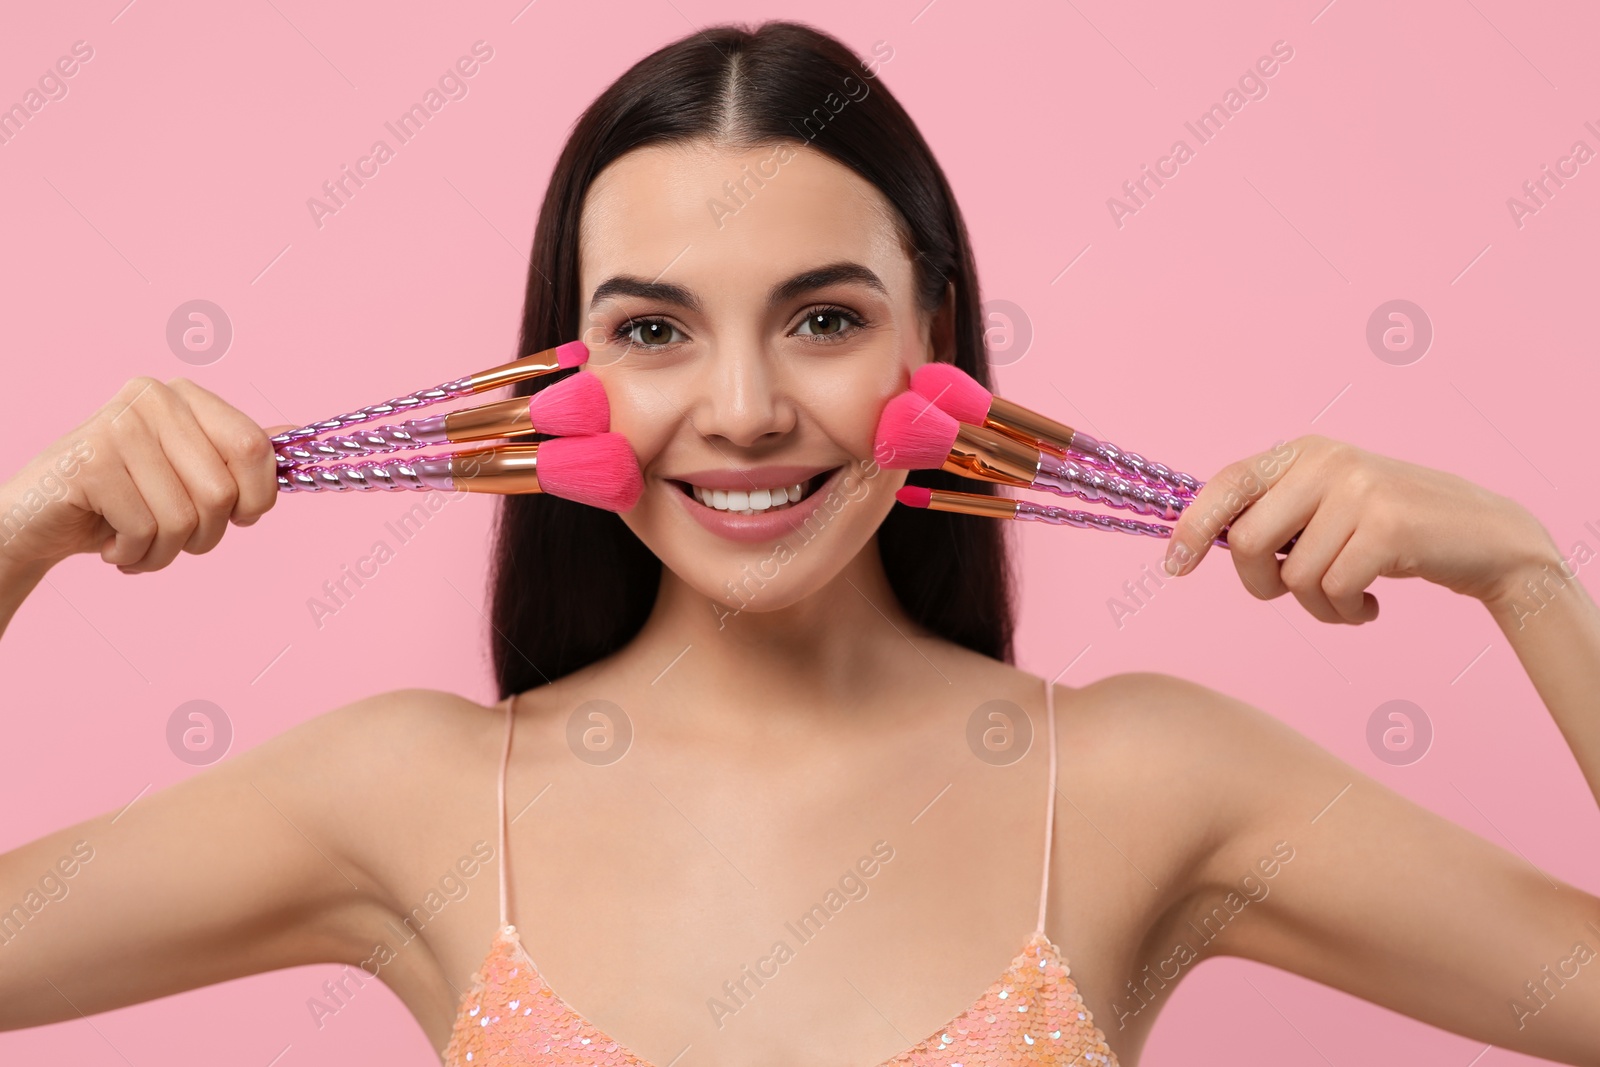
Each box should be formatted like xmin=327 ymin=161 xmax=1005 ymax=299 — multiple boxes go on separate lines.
xmin=527 ymin=372 xmax=610 ymax=436
xmin=536 ymin=433 xmax=643 ymax=512
xmin=910 ymin=362 xmax=992 ymax=424
xmin=873 ymin=392 xmax=960 ymax=470
xmin=554 ymin=339 xmax=589 ymax=369
xmin=895 ymin=485 xmax=932 ymax=508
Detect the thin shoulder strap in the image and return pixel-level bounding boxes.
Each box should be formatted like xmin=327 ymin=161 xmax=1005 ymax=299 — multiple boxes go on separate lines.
xmin=496 ymin=692 xmax=516 ymax=929
xmin=1035 ymin=677 xmax=1058 ymax=935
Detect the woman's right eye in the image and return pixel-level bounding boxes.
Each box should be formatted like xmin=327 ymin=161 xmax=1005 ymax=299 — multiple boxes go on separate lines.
xmin=615 ymin=319 xmax=684 ymax=347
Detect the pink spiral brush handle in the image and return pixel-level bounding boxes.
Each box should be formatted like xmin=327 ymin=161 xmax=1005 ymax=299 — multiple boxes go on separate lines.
xmin=269 ymin=377 xmax=474 ymax=446
xmin=1067 ymin=431 xmax=1201 ymax=498
xmin=274 ymin=414 xmax=450 ymax=468
xmin=277 ymin=455 xmax=456 ymax=493
xmin=1013 ymin=498 xmax=1297 ymax=553
xmin=1013 ymin=499 xmax=1185 ymax=538
xmin=1034 ymin=453 xmax=1191 ymax=520
xmin=1062 ymin=446 xmax=1193 ymax=497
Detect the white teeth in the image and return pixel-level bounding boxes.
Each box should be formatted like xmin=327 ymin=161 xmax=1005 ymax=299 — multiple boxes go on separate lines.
xmin=691 ymin=480 xmax=811 ymax=514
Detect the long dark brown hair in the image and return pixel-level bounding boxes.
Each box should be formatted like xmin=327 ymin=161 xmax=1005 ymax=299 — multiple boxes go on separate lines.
xmin=488 ymin=19 xmax=1014 ymax=696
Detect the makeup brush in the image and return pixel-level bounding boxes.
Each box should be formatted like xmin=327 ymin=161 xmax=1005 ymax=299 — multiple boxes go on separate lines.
xmin=875 ymin=392 xmax=1191 ymax=520
xmin=895 ymin=485 xmax=1299 ymax=555
xmin=910 ymin=362 xmax=1200 ymax=498
xmin=270 ymin=339 xmax=590 ymax=447
xmin=273 ymin=371 xmax=609 ymax=468
xmin=276 ymin=432 xmax=643 ymax=512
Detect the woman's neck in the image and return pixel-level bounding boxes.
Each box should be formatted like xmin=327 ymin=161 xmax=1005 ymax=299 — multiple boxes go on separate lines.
xmin=619 ymin=542 xmax=934 ymax=724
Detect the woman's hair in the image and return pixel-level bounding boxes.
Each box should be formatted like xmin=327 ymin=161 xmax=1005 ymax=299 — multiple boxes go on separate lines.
xmin=488 ymin=19 xmax=1015 ymax=696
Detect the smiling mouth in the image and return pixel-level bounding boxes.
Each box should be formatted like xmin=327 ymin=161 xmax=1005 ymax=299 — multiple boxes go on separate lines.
xmin=674 ymin=469 xmax=840 ymax=516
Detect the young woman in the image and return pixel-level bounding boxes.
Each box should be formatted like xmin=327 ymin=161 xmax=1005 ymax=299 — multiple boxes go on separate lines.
xmin=2 ymin=19 xmax=1597 ymax=1067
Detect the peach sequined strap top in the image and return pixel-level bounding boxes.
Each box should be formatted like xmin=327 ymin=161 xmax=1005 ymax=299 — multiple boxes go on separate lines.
xmin=442 ymin=678 xmax=1120 ymax=1065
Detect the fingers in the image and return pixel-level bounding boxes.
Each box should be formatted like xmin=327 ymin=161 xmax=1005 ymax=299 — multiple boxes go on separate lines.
xmin=167 ymin=379 xmax=279 ymax=528
xmin=92 ymin=461 xmax=159 ymax=568
xmin=1159 ymin=436 xmax=1389 ymax=624
xmin=1222 ymin=470 xmax=1323 ymax=603
xmin=105 ymin=401 xmax=205 ymax=572
xmin=139 ymin=384 xmax=240 ymax=554
xmin=1320 ymin=525 xmax=1384 ymax=624
xmin=1164 ymin=439 xmax=1298 ymax=577
xmin=1264 ymin=500 xmax=1358 ymax=623
xmin=1241 ymin=440 xmax=1382 ymax=624
xmin=84 ymin=377 xmax=278 ymax=573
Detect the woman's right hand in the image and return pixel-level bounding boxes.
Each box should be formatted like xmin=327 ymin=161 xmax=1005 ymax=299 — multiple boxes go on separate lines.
xmin=0 ymin=377 xmax=284 ymax=581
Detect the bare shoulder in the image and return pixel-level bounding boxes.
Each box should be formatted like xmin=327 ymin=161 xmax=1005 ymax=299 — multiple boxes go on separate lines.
xmin=240 ymin=686 xmax=506 ymax=796
xmin=923 ymin=650 xmax=1319 ymax=813
xmin=1064 ymin=671 xmax=1402 ymax=902
xmin=1069 ymin=668 xmax=1258 ymax=721
xmin=1064 ymin=669 xmax=1323 ymax=765
xmin=913 ymin=644 xmax=1291 ymax=762
xmin=1065 ymin=669 xmax=1337 ymax=794
xmin=922 ymin=641 xmax=1297 ymax=753
xmin=1046 ymin=671 xmax=1343 ymax=886
xmin=0 ymin=687 xmax=515 ymax=1031
xmin=282 ymin=684 xmax=501 ymax=746
xmin=233 ymin=687 xmax=511 ymax=902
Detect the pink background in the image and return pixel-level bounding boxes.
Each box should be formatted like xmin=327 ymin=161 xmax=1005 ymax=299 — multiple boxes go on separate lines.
xmin=2 ymin=0 xmax=1597 ymax=1062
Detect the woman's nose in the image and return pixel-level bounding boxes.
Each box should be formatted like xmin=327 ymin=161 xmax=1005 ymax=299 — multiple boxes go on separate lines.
xmin=691 ymin=345 xmax=796 ymax=448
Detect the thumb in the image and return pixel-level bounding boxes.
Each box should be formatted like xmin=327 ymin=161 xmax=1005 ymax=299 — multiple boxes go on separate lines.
xmin=234 ymin=423 xmax=297 ymax=528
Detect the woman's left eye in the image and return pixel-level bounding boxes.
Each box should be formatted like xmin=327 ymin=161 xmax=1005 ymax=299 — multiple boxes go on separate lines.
xmin=794 ymin=307 xmax=865 ymax=340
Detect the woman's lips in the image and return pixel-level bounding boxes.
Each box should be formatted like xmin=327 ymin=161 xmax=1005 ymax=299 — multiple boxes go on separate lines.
xmin=670 ymin=465 xmax=846 ymax=544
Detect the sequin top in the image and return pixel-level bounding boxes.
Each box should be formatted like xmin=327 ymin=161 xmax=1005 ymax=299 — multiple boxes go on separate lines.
xmin=441 ymin=678 xmax=1120 ymax=1066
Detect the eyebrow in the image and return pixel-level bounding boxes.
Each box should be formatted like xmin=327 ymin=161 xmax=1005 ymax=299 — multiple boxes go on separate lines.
xmin=588 ymin=261 xmax=888 ymax=314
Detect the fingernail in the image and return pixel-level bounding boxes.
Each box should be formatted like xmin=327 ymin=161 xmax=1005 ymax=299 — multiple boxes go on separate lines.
xmin=1163 ymin=543 xmax=1191 ymax=576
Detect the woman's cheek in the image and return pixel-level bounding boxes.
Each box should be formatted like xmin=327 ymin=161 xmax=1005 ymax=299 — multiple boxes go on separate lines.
xmin=805 ymin=365 xmax=908 ymax=457
xmin=591 ymin=369 xmax=677 ymax=462
xmin=838 ymin=397 xmax=892 ymax=459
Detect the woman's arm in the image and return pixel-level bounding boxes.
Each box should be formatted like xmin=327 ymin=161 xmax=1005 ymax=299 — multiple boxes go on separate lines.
xmin=1141 ymin=435 xmax=1600 ymax=1061
xmin=0 ymin=697 xmax=383 ymax=1027
xmin=0 ymin=687 xmax=493 ymax=1031
xmin=0 ymin=551 xmax=49 ymax=639
xmin=0 ymin=378 xmax=465 ymax=1028
xmin=1481 ymin=557 xmax=1600 ymax=809
xmin=0 ymin=375 xmax=280 ymax=637
xmin=1098 ymin=671 xmax=1600 ymax=1062
xmin=1165 ymin=433 xmax=1600 ymax=809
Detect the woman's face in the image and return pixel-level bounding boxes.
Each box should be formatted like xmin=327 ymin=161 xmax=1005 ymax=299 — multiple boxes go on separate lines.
xmin=578 ymin=139 xmax=942 ymax=615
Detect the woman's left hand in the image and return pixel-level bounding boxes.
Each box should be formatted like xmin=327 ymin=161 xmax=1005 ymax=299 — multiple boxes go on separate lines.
xmin=1160 ymin=434 xmax=1564 ymax=624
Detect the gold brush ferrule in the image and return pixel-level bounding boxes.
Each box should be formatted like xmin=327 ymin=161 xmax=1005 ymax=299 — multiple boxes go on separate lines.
xmin=448 ymin=444 xmax=544 ymax=494
xmin=927 ymin=488 xmax=1021 ymax=519
xmin=942 ymin=423 xmax=1040 ymax=488
xmin=443 ymin=396 xmax=535 ymax=443
xmin=986 ymin=395 xmax=1080 ymax=455
xmin=466 ymin=344 xmax=567 ymax=393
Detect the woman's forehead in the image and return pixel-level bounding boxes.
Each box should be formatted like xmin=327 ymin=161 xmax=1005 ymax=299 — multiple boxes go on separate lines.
xmin=578 ymin=141 xmax=915 ymax=305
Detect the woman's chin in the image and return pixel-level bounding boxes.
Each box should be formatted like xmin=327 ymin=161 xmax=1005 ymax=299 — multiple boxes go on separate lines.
xmin=690 ymin=565 xmax=817 ymax=615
